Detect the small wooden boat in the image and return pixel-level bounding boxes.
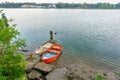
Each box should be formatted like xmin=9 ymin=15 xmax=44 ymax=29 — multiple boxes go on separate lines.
xmin=42 ymin=43 xmax=62 ymax=63
xmin=34 ymin=42 xmax=53 ymax=55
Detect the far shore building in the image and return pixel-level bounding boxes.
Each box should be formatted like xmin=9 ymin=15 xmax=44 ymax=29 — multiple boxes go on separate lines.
xmin=21 ymin=4 xmax=56 ymax=8
xmin=21 ymin=5 xmax=42 ymax=8
xmin=48 ymin=4 xmax=56 ymax=8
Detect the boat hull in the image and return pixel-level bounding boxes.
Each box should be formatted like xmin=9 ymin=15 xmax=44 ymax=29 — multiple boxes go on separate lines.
xmin=42 ymin=43 xmax=62 ymax=63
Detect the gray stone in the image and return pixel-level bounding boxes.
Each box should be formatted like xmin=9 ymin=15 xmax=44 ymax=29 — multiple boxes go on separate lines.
xmin=25 ymin=54 xmax=32 ymax=60
xmin=26 ymin=61 xmax=34 ymax=70
xmin=67 ymin=69 xmax=80 ymax=78
xmin=30 ymin=55 xmax=41 ymax=63
xmin=46 ymin=68 xmax=68 ymax=80
xmin=25 ymin=54 xmax=41 ymax=64
xmin=72 ymin=78 xmax=81 ymax=80
xmin=34 ymin=62 xmax=55 ymax=72
xmin=25 ymin=61 xmax=34 ymax=73
xmin=28 ymin=70 xmax=42 ymax=79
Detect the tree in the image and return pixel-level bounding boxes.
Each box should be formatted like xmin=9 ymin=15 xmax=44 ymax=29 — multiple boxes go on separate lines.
xmin=115 ymin=3 xmax=120 ymax=8
xmin=0 ymin=10 xmax=27 ymax=80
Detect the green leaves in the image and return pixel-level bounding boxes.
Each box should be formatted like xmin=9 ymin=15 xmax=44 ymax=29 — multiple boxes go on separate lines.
xmin=0 ymin=18 xmax=8 ymax=28
xmin=95 ymin=74 xmax=108 ymax=80
xmin=0 ymin=27 xmax=20 ymax=44
xmin=0 ymin=53 xmax=26 ymax=80
xmin=0 ymin=10 xmax=27 ymax=80
xmin=14 ymin=38 xmax=26 ymax=49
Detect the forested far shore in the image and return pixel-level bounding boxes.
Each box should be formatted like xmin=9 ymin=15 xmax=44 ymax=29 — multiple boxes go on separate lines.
xmin=0 ymin=2 xmax=120 ymax=9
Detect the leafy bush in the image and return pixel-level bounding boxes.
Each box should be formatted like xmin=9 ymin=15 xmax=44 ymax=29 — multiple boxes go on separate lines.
xmin=0 ymin=53 xmax=26 ymax=80
xmin=0 ymin=10 xmax=26 ymax=80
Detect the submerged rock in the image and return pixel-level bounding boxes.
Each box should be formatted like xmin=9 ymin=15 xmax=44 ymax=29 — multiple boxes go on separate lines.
xmin=67 ymin=69 xmax=80 ymax=79
xmin=71 ymin=78 xmax=81 ymax=80
xmin=46 ymin=68 xmax=68 ymax=80
xmin=34 ymin=62 xmax=55 ymax=72
xmin=28 ymin=70 xmax=42 ymax=79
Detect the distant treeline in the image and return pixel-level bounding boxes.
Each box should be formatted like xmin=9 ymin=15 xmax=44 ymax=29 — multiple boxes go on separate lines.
xmin=0 ymin=1 xmax=120 ymax=9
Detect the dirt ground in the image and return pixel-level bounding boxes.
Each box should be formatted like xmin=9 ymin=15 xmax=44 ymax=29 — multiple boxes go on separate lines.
xmin=55 ymin=54 xmax=120 ymax=80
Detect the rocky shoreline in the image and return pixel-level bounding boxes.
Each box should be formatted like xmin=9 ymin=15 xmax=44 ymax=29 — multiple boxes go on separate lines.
xmin=25 ymin=53 xmax=76 ymax=80
xmin=25 ymin=53 xmax=119 ymax=80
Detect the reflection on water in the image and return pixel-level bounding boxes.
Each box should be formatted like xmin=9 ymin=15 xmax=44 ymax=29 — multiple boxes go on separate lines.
xmin=4 ymin=9 xmax=120 ymax=72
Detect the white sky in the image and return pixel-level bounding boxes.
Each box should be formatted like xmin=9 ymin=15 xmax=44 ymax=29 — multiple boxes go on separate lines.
xmin=0 ymin=0 xmax=119 ymax=4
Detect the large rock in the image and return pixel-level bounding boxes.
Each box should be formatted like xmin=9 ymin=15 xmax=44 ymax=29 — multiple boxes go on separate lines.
xmin=25 ymin=54 xmax=32 ymax=60
xmin=26 ymin=61 xmax=34 ymax=69
xmin=67 ymin=69 xmax=80 ymax=79
xmin=30 ymin=55 xmax=41 ymax=63
xmin=25 ymin=54 xmax=41 ymax=63
xmin=46 ymin=68 xmax=68 ymax=80
xmin=34 ymin=62 xmax=55 ymax=72
xmin=25 ymin=61 xmax=34 ymax=73
xmin=28 ymin=70 xmax=42 ymax=79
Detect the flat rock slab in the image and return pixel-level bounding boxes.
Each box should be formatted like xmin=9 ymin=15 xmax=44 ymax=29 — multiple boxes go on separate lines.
xmin=25 ymin=54 xmax=41 ymax=63
xmin=34 ymin=62 xmax=55 ymax=72
xmin=25 ymin=61 xmax=35 ymax=73
xmin=26 ymin=61 xmax=34 ymax=70
xmin=28 ymin=70 xmax=42 ymax=79
xmin=30 ymin=55 xmax=41 ymax=63
xmin=46 ymin=68 xmax=68 ymax=80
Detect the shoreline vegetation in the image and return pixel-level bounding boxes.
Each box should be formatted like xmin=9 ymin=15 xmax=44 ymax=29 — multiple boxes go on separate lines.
xmin=0 ymin=2 xmax=120 ymax=9
xmin=0 ymin=10 xmax=26 ymax=80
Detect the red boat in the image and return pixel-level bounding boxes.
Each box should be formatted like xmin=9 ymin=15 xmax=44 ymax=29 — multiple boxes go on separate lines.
xmin=42 ymin=43 xmax=62 ymax=63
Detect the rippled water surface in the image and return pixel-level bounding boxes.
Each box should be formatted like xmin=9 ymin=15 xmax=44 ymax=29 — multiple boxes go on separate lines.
xmin=4 ymin=9 xmax=120 ymax=72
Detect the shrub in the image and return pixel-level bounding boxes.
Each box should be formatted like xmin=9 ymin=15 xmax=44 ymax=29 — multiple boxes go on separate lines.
xmin=0 ymin=10 xmax=26 ymax=80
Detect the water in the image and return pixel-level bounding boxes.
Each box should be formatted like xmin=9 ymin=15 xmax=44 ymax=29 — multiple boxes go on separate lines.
xmin=3 ymin=9 xmax=120 ymax=72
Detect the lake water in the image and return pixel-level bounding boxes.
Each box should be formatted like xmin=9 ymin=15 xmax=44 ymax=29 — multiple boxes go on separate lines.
xmin=3 ymin=9 xmax=120 ymax=72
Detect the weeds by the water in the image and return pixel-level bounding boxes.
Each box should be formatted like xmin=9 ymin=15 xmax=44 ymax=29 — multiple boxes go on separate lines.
xmin=117 ymin=72 xmax=120 ymax=78
xmin=95 ymin=74 xmax=108 ymax=80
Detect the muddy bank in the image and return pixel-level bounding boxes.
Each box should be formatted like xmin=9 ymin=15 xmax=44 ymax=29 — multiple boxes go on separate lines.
xmin=55 ymin=54 xmax=119 ymax=80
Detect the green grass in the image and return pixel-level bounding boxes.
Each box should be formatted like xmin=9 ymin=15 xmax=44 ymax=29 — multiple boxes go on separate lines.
xmin=95 ymin=74 xmax=108 ymax=80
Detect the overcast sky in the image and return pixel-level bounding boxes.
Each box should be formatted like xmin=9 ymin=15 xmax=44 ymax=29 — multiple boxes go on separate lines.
xmin=0 ymin=0 xmax=119 ymax=4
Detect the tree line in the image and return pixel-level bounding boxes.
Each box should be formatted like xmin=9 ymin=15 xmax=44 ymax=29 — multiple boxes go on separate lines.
xmin=0 ymin=2 xmax=120 ymax=9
